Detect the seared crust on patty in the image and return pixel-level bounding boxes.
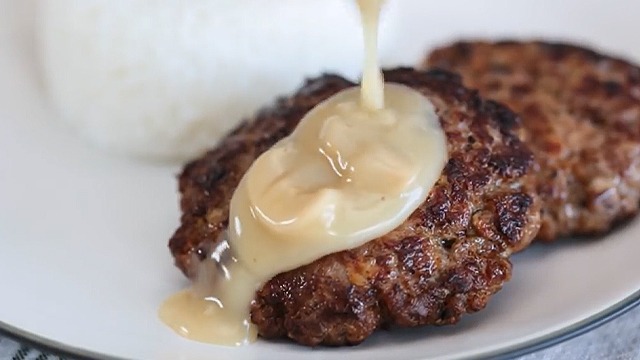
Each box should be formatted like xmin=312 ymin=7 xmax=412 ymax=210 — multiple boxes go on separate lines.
xmin=168 ymin=68 xmax=540 ymax=346
xmin=426 ymin=41 xmax=640 ymax=241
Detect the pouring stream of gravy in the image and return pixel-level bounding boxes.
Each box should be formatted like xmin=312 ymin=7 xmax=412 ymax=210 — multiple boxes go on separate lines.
xmin=159 ymin=0 xmax=447 ymax=346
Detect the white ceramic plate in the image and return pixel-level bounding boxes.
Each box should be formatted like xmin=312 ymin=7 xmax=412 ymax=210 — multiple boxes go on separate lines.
xmin=2 ymin=1 xmax=640 ymax=359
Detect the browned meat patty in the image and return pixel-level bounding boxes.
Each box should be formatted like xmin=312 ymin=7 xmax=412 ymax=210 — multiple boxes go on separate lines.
xmin=168 ymin=68 xmax=541 ymax=346
xmin=426 ymin=41 xmax=640 ymax=241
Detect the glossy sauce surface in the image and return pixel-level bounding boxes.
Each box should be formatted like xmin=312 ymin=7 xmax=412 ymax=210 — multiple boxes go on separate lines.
xmin=159 ymin=0 xmax=447 ymax=346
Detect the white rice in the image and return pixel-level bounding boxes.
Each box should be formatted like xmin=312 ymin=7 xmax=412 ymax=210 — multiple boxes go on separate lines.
xmin=37 ymin=0 xmax=398 ymax=161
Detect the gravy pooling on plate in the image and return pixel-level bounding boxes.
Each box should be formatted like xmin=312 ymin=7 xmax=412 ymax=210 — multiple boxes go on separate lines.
xmin=159 ymin=0 xmax=447 ymax=345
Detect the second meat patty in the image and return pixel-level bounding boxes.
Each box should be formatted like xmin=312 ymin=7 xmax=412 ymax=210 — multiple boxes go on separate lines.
xmin=426 ymin=41 xmax=640 ymax=241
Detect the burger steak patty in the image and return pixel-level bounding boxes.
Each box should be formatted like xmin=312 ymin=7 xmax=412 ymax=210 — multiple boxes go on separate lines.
xmin=426 ymin=41 xmax=640 ymax=241
xmin=168 ymin=68 xmax=541 ymax=346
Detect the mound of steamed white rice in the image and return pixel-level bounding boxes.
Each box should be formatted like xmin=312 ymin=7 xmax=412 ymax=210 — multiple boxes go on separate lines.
xmin=36 ymin=0 xmax=398 ymax=161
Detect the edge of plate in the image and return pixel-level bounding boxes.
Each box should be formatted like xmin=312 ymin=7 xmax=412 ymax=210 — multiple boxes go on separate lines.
xmin=0 ymin=321 xmax=122 ymax=360
xmin=1 ymin=288 xmax=639 ymax=360
xmin=474 ymin=289 xmax=640 ymax=360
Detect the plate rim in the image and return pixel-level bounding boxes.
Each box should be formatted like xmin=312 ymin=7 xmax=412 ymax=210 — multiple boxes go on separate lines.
xmin=1 ymin=288 xmax=639 ymax=360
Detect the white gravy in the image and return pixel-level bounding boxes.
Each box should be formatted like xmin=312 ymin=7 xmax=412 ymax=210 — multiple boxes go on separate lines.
xmin=159 ymin=0 xmax=447 ymax=346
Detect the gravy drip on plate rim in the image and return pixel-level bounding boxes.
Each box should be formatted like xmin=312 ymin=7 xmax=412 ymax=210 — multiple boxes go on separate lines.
xmin=159 ymin=0 xmax=448 ymax=346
